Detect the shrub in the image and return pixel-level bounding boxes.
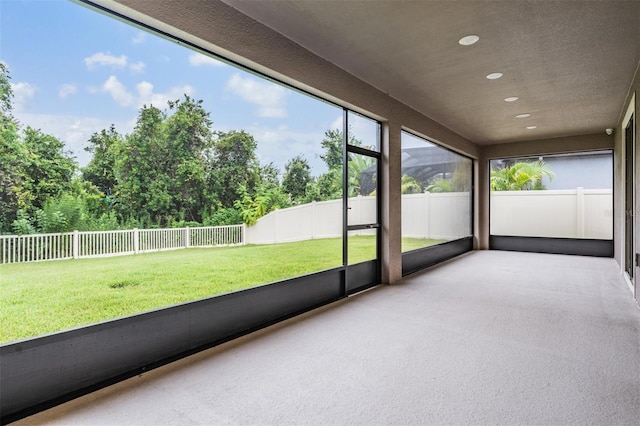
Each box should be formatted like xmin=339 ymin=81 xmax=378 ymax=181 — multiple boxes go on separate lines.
xmin=204 ymin=207 xmax=243 ymax=226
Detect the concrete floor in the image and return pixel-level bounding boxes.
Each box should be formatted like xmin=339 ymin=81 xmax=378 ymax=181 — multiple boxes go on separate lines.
xmin=16 ymin=251 xmax=640 ymax=425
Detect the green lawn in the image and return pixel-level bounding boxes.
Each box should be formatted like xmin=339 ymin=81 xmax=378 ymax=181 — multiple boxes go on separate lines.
xmin=0 ymin=236 xmax=444 ymax=343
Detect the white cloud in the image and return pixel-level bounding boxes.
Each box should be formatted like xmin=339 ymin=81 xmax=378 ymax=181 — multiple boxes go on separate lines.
xmin=329 ymin=113 xmax=378 ymax=147
xmin=188 ymin=52 xmax=224 ymax=67
xmin=129 ymin=61 xmax=146 ymax=74
xmin=10 ymin=82 xmax=36 ymax=111
xmin=94 ymin=76 xmax=194 ymax=109
xmin=84 ymin=52 xmax=146 ymax=74
xmin=330 ymin=115 xmax=342 ymax=131
xmin=102 ymin=76 xmax=135 ymax=107
xmin=13 ymin=112 xmax=136 ymax=167
xmin=59 ymin=83 xmax=77 ymax=99
xmin=215 ymin=121 xmax=327 ymax=175
xmin=225 ymin=74 xmax=287 ymax=118
xmin=84 ymin=52 xmax=127 ymax=70
xmin=131 ymin=32 xmax=147 ymax=45
xmin=136 ymin=81 xmax=194 ymax=108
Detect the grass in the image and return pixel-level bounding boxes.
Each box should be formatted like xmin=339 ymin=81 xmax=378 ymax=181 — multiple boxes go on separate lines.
xmin=0 ymin=236 xmax=444 ymax=343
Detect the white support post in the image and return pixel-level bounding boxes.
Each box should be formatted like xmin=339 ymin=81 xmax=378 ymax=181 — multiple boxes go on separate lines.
xmin=185 ymin=227 xmax=191 ymax=248
xmin=73 ymin=230 xmax=79 ymax=259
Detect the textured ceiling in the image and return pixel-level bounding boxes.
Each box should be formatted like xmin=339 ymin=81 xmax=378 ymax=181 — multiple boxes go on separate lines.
xmin=222 ymin=0 xmax=640 ymax=145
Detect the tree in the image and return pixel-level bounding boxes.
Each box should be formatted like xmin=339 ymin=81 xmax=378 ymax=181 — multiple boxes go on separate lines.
xmin=320 ymin=129 xmax=343 ymax=171
xmin=308 ymin=127 xmax=368 ymax=202
xmin=401 ymin=175 xmax=422 ymax=194
xmin=112 ymin=96 xmax=215 ymax=226
xmin=21 ymin=127 xmax=77 ymax=211
xmin=233 ymin=182 xmax=291 ymax=226
xmin=319 ymin=128 xmax=364 ymax=172
xmin=348 ymin=154 xmax=375 ymax=196
xmin=33 ymin=194 xmax=90 ymax=233
xmin=425 ymin=178 xmax=453 ymax=193
xmin=282 ymin=155 xmax=312 ymax=202
xmin=114 ymin=104 xmax=169 ymax=225
xmin=259 ymin=162 xmax=281 ymax=188
xmin=426 ymin=160 xmax=471 ymax=193
xmin=209 ymin=130 xmax=260 ymax=208
xmin=4 ymin=128 xmax=83 ymax=234
xmin=255 ymin=162 xmax=291 ymax=212
xmin=164 ymin=96 xmax=212 ymax=222
xmin=0 ymin=63 xmax=13 ymax=117
xmin=1 ymin=64 xmax=83 ymax=233
xmin=232 ymin=160 xmax=292 ymax=226
xmin=83 ymin=125 xmax=121 ymax=195
xmin=0 ymin=63 xmax=26 ymax=232
xmin=490 ymin=161 xmax=554 ymax=191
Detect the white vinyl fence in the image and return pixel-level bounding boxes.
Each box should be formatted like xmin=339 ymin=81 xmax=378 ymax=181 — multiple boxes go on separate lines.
xmin=246 ymin=189 xmax=611 ymax=245
xmin=1 ymin=189 xmax=612 ymax=264
xmin=0 ymin=225 xmax=244 ymax=264
xmin=490 ymin=188 xmax=613 ymax=239
xmin=244 ymin=193 xmax=473 ymax=245
xmin=245 ymin=199 xmax=342 ymax=244
xmin=401 ymin=192 xmax=472 ymax=240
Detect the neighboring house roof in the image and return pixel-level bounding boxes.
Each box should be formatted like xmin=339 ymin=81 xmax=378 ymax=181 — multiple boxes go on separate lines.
xmin=359 ymin=147 xmax=459 ymax=194
xmin=492 ymin=151 xmax=612 ymax=190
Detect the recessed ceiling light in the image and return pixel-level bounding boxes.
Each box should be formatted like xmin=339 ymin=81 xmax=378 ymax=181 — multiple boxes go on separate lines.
xmin=515 ymin=113 xmax=531 ymax=118
xmin=504 ymin=96 xmax=519 ymax=102
xmin=458 ymin=35 xmax=479 ymax=46
xmin=526 ymin=125 xmax=537 ymax=130
xmin=486 ymin=72 xmax=503 ymax=80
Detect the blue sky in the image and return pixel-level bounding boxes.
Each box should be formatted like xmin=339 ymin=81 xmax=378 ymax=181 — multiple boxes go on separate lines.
xmin=0 ymin=0 xmax=375 ymax=176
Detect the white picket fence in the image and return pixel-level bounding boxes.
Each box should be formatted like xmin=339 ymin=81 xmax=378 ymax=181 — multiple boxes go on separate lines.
xmin=0 ymin=225 xmax=245 ymax=264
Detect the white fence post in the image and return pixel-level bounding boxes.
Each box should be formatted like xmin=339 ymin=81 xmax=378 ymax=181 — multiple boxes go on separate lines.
xmin=312 ymin=201 xmax=317 ymax=239
xmin=424 ymin=191 xmax=431 ymax=239
xmin=576 ymin=187 xmax=585 ymax=238
xmin=72 ymin=230 xmax=79 ymax=259
xmin=185 ymin=227 xmax=191 ymax=248
xmin=133 ymin=228 xmax=139 ymax=254
xmin=242 ymin=223 xmax=247 ymax=245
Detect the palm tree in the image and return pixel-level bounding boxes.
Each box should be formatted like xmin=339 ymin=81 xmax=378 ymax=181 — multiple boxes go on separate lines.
xmin=401 ymin=174 xmax=422 ymax=194
xmin=490 ymin=160 xmax=554 ymax=191
xmin=425 ymin=160 xmax=471 ymax=193
xmin=426 ymin=178 xmax=454 ymax=193
xmin=348 ymin=155 xmax=375 ymax=196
